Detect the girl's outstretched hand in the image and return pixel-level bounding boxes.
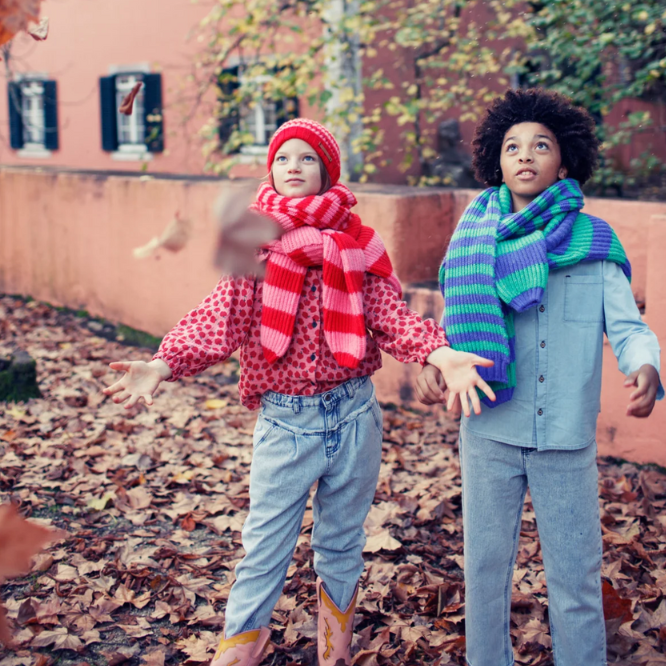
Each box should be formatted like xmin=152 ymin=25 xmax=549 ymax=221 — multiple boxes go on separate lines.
xmin=103 ymin=359 xmax=172 ymax=409
xmin=425 ymin=346 xmax=496 ymax=417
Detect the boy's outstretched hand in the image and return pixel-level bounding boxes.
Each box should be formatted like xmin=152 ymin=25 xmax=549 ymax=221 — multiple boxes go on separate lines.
xmin=425 ymin=346 xmax=496 ymax=417
xmin=624 ymin=364 xmax=660 ymax=418
xmin=103 ymin=359 xmax=172 ymax=409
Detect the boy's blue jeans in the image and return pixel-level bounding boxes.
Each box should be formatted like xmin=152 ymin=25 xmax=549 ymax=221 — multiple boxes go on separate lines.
xmin=224 ymin=375 xmax=383 ymax=637
xmin=459 ymin=427 xmax=606 ymax=666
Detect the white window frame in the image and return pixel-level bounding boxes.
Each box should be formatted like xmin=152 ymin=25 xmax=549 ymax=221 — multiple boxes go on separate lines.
xmin=21 ymin=80 xmax=46 ymax=149
xmin=238 ymin=72 xmax=278 ymax=155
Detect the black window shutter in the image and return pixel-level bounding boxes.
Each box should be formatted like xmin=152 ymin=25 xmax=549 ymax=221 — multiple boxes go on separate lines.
xmin=142 ymin=73 xmax=164 ymax=153
xmin=276 ymin=96 xmax=299 ymax=128
xmin=99 ymin=75 xmax=118 ymax=152
xmin=7 ymin=82 xmax=24 ymax=150
xmin=218 ymin=66 xmax=240 ymax=153
xmin=43 ymin=80 xmax=59 ymax=150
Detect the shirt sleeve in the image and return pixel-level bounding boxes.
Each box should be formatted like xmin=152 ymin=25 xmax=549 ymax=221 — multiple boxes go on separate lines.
xmin=153 ymin=276 xmax=255 ymax=381
xmin=603 ymin=261 xmax=664 ymax=400
xmin=363 ymin=274 xmax=448 ymax=364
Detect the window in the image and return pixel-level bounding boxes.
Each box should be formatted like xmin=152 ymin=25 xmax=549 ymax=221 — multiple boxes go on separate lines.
xmin=7 ymin=78 xmax=58 ymax=155
xmin=99 ymin=71 xmax=163 ymax=157
xmin=240 ymin=93 xmax=278 ymax=153
xmin=22 ymin=80 xmax=45 ymax=147
xmin=218 ymin=65 xmax=299 ymax=155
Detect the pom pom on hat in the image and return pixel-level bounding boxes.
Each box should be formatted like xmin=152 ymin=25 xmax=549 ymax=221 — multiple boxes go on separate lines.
xmin=267 ymin=118 xmax=341 ymax=185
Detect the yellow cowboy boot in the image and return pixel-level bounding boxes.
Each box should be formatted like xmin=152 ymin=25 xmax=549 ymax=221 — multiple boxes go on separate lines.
xmin=210 ymin=627 xmax=270 ymax=666
xmin=317 ymin=580 xmax=358 ymax=666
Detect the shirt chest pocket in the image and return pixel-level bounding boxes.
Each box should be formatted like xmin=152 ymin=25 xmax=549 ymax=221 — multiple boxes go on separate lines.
xmin=564 ymin=276 xmax=603 ymax=323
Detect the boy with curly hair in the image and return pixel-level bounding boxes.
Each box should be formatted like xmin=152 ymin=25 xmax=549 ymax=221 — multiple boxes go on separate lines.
xmin=416 ymin=88 xmax=662 ymax=666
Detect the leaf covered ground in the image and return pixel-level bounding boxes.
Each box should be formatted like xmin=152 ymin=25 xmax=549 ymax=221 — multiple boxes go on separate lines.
xmin=0 ymin=294 xmax=665 ymax=666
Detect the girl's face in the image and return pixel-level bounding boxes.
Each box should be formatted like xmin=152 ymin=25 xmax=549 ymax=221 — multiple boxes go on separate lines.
xmin=271 ymin=138 xmax=323 ymax=197
xmin=499 ymin=122 xmax=568 ymax=212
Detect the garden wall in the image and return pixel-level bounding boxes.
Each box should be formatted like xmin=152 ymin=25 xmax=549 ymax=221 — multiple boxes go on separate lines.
xmin=2 ymin=167 xmax=666 ymax=464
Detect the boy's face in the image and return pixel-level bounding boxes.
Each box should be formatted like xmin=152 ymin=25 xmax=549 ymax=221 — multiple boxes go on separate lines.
xmin=499 ymin=122 xmax=568 ymax=209
xmin=271 ymin=138 xmax=323 ymax=197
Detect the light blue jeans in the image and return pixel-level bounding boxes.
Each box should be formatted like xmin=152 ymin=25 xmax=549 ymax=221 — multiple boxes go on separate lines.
xmin=224 ymin=376 xmax=383 ymax=637
xmin=459 ymin=427 xmax=606 ymax=666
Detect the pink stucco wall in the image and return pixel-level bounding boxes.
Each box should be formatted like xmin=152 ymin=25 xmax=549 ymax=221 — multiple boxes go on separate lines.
xmin=0 ymin=0 xmax=214 ymax=174
xmin=2 ymin=167 xmax=665 ymax=464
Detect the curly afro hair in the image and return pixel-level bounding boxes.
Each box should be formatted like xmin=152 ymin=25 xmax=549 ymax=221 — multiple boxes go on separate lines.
xmin=472 ymin=88 xmax=600 ymax=187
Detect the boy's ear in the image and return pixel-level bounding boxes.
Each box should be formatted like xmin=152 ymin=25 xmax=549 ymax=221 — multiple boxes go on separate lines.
xmin=558 ymin=166 xmax=568 ymax=179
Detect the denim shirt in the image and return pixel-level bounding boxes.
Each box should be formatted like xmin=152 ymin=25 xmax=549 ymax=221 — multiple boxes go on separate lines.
xmin=454 ymin=261 xmax=663 ymax=450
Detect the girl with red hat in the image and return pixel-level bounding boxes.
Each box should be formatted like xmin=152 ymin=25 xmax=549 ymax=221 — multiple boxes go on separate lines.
xmin=104 ymin=118 xmax=494 ymax=666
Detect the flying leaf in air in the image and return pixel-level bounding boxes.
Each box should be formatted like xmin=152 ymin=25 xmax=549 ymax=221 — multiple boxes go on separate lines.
xmin=26 ymin=14 xmax=47 ymax=40
xmin=0 ymin=503 xmax=67 ymax=645
xmin=213 ymin=180 xmax=282 ymax=276
xmin=0 ymin=0 xmax=42 ymax=47
xmin=133 ymin=212 xmax=191 ymax=259
xmin=119 ymin=81 xmax=143 ymax=115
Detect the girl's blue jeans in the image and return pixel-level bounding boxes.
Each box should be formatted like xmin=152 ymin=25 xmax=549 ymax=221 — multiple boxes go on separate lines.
xmin=459 ymin=427 xmax=606 ymax=666
xmin=224 ymin=375 xmax=383 ymax=637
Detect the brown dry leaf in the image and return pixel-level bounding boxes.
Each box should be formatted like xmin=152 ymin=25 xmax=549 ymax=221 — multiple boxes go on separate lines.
xmin=31 ymin=627 xmax=82 ymax=650
xmin=133 ymin=212 xmax=191 ymax=258
xmin=0 ymin=0 xmax=42 ymax=47
xmin=142 ymin=648 xmax=167 ymax=666
xmin=176 ymin=633 xmax=215 ymax=661
xmin=602 ymin=580 xmax=633 ymax=623
xmin=0 ymin=505 xmax=65 ymax=580
xmin=119 ymin=81 xmax=142 ymax=115
xmin=363 ymin=530 xmax=402 ymax=553
xmin=26 ymin=15 xmax=47 ymax=40
xmin=213 ymin=180 xmax=282 ymax=276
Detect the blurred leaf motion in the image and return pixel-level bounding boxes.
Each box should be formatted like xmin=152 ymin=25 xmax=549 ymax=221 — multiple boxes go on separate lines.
xmin=0 ymin=503 xmax=66 ymax=645
xmin=213 ymin=180 xmax=282 ymax=276
xmin=25 ymin=14 xmax=47 ymax=40
xmin=119 ymin=82 xmax=143 ymax=116
xmin=133 ymin=212 xmax=191 ymax=259
xmin=0 ymin=0 xmax=43 ymax=47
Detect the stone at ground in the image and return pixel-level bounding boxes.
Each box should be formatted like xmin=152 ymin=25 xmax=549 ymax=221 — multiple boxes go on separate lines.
xmin=0 ymin=350 xmax=41 ymax=403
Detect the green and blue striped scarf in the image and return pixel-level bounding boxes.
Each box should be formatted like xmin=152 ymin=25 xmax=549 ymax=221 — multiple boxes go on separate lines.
xmin=439 ymin=178 xmax=630 ymax=406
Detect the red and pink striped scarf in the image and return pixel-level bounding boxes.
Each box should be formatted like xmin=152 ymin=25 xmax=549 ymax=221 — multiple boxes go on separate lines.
xmin=251 ymin=182 xmax=401 ymax=369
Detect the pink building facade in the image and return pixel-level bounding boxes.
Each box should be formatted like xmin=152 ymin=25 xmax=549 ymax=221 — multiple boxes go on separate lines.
xmin=4 ymin=1 xmax=665 ymax=185
xmin=1 ymin=0 xmax=228 ymax=175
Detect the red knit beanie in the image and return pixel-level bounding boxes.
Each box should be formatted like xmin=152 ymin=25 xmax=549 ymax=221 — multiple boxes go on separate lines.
xmin=266 ymin=118 xmax=341 ymax=186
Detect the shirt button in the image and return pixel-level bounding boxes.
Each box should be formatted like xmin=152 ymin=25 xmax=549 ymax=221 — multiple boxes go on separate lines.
xmin=310 ymin=353 xmax=316 ymax=361
xmin=311 ymin=285 xmax=316 ymax=293
xmin=539 ymin=375 xmax=545 ymax=383
xmin=540 ymin=341 xmax=546 ymax=348
xmin=539 ymin=305 xmax=545 ymax=313
xmin=537 ymin=408 xmax=543 ymax=416
xmin=312 ymin=320 xmax=317 ymax=328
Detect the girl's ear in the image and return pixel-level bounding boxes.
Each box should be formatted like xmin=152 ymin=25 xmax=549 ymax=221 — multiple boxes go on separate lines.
xmin=558 ymin=166 xmax=568 ymax=179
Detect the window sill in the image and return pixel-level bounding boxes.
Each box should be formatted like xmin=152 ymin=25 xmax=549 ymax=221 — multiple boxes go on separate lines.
xmin=111 ymin=150 xmax=153 ymax=162
xmin=17 ymin=147 xmax=52 ymax=159
xmin=236 ymin=148 xmax=268 ymax=165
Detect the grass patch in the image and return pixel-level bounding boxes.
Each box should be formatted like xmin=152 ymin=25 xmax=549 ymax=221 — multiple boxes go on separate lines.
xmin=115 ymin=324 xmax=162 ymax=351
